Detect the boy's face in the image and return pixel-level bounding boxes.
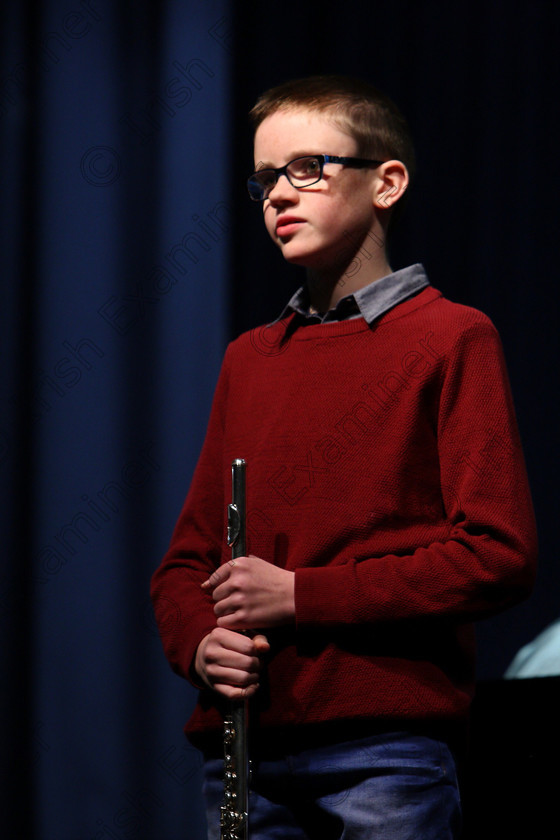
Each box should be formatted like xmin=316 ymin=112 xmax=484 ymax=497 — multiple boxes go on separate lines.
xmin=253 ymin=108 xmax=380 ymax=271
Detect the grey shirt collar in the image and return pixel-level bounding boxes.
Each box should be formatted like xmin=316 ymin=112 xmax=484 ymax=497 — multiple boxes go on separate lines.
xmin=276 ymin=263 xmax=430 ymax=327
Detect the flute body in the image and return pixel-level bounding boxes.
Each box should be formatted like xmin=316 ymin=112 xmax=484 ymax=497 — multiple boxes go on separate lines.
xmin=220 ymin=458 xmax=249 ymax=840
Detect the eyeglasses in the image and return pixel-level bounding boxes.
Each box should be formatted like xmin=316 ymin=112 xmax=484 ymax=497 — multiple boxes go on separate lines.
xmin=247 ymin=154 xmax=385 ymax=201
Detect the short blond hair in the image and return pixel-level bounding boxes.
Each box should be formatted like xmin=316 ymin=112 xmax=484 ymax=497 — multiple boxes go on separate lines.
xmin=250 ymin=74 xmax=416 ymax=185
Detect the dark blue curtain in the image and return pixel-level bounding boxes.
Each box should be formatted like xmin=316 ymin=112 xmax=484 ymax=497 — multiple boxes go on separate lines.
xmin=1 ymin=1 xmax=231 ymax=837
xmin=2 ymin=1 xmax=558 ymax=838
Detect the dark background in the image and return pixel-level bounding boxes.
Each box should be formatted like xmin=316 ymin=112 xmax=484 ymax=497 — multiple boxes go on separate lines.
xmin=1 ymin=1 xmax=558 ymax=837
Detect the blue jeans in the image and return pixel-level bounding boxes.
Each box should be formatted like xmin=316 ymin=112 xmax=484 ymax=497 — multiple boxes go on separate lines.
xmin=203 ymin=731 xmax=462 ymax=839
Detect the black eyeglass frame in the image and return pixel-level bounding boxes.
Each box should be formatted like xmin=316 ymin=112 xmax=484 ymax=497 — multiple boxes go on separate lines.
xmin=247 ymin=154 xmax=385 ymax=201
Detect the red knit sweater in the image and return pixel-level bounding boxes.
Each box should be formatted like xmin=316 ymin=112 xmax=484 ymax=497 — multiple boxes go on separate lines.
xmin=151 ymin=286 xmax=537 ymax=746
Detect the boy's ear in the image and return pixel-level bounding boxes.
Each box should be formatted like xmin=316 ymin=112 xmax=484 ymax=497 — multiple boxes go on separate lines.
xmin=372 ymin=160 xmax=409 ymax=210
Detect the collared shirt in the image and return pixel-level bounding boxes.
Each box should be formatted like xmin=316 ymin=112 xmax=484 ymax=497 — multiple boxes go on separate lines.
xmin=276 ymin=263 xmax=430 ymax=327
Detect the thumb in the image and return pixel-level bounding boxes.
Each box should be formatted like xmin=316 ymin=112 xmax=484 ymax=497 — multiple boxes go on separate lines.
xmin=252 ymin=633 xmax=270 ymax=653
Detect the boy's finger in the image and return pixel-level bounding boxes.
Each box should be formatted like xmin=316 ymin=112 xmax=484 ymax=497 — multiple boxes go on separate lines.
xmin=201 ymin=563 xmax=232 ymax=589
xmin=252 ymin=633 xmax=270 ymax=652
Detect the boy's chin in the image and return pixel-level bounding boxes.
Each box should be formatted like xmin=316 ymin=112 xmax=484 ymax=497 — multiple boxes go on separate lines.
xmin=277 ymin=243 xmax=329 ymax=271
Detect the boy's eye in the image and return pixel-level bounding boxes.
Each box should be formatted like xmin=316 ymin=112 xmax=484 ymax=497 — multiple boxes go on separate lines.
xmin=257 ymin=171 xmax=276 ymax=188
xmin=291 ymin=157 xmax=321 ymax=179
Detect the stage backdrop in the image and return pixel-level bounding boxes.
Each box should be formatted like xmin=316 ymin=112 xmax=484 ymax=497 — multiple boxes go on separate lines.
xmin=1 ymin=1 xmax=558 ymax=839
xmin=1 ymin=1 xmax=232 ymax=837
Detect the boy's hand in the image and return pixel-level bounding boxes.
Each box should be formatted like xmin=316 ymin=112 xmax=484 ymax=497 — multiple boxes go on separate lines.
xmin=194 ymin=628 xmax=270 ymax=699
xmin=201 ymin=555 xmax=295 ymax=630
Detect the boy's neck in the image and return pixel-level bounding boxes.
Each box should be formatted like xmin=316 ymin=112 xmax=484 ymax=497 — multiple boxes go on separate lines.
xmin=306 ymin=248 xmax=393 ymax=313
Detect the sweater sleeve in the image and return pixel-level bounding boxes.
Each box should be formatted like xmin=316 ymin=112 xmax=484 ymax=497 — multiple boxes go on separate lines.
xmin=150 ymin=348 xmax=232 ymax=683
xmin=294 ymin=319 xmax=538 ymax=627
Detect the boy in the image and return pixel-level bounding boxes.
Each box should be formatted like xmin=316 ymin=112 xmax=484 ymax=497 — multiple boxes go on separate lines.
xmin=151 ymin=76 xmax=537 ymax=839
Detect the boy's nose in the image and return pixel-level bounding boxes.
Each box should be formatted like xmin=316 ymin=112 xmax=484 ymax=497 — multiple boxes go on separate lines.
xmin=267 ymin=173 xmax=299 ymax=202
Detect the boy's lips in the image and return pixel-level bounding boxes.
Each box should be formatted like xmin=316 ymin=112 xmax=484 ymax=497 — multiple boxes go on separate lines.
xmin=276 ymin=216 xmax=305 ymax=236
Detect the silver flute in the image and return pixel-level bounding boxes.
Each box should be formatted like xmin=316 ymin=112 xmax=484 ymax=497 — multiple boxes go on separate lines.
xmin=220 ymin=458 xmax=249 ymax=840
